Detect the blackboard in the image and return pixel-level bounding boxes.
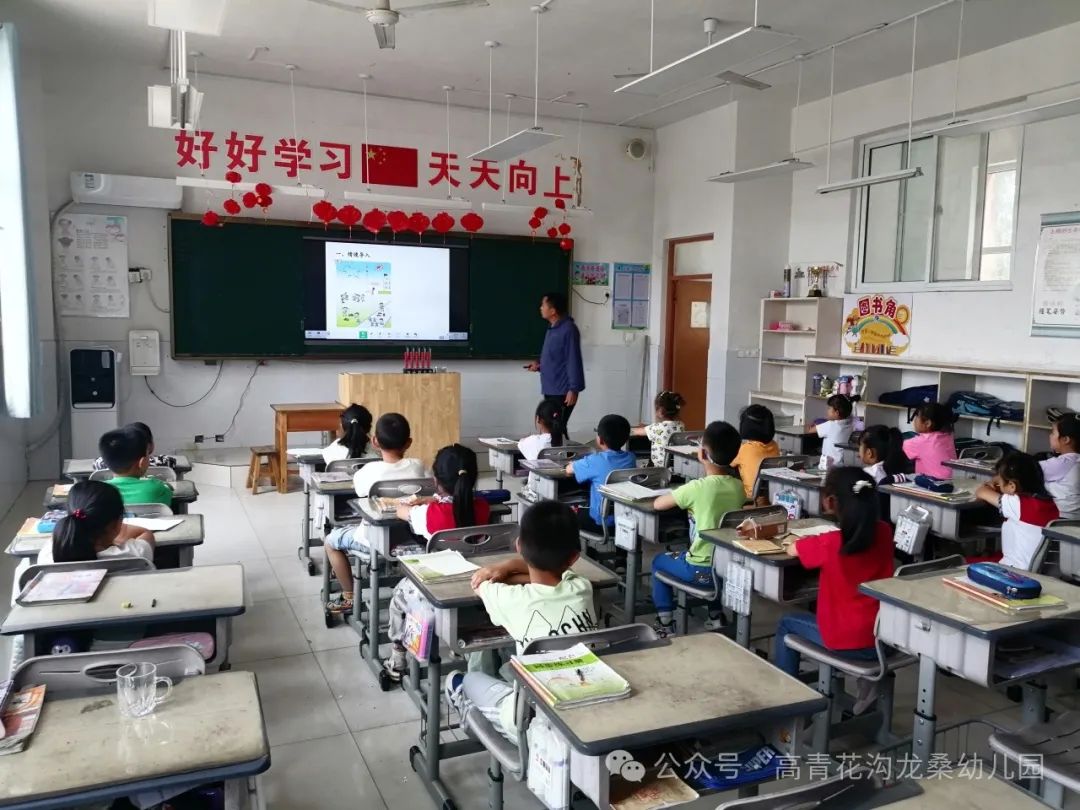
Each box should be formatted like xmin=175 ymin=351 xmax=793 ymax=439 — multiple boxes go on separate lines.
xmin=168 ymin=214 xmax=570 ymax=359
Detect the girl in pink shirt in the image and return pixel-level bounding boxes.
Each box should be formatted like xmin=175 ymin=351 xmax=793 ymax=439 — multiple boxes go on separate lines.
xmin=903 ymin=403 xmax=957 ymax=478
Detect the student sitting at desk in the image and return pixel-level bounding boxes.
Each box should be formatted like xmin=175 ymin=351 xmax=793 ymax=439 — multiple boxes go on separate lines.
xmin=98 ymin=426 xmax=173 ymax=507
xmin=859 ymin=425 xmax=911 ymax=485
xmin=808 ymin=394 xmax=854 ymax=471
xmin=774 ymin=468 xmax=894 ymax=713
xmin=904 ymin=402 xmax=957 ymax=478
xmin=974 ymin=452 xmax=1059 ymax=571
xmin=567 ymin=414 xmax=636 ymax=533
xmin=733 ymin=404 xmax=780 ymax=500
xmin=444 ymin=501 xmax=596 ymax=741
xmin=518 ymin=399 xmax=564 ymax=461
xmin=631 ymin=390 xmax=686 ymax=468
xmin=650 ymin=421 xmax=745 ymax=636
xmin=323 ymin=403 xmax=373 ymax=464
xmin=324 ymin=413 xmax=427 ymax=613
xmin=1043 ymin=414 xmax=1080 ymax=519
xmin=44 ymin=481 xmax=156 ymax=565
xmin=93 ymin=421 xmax=176 ymax=470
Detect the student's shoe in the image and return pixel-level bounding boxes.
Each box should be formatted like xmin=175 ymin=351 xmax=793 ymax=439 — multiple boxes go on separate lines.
xmin=327 ymin=594 xmax=354 ymax=614
xmin=703 ymin=612 xmax=727 ymax=631
xmin=853 ymin=678 xmax=880 ymax=715
xmin=653 ymin=618 xmax=675 ymax=639
xmin=383 ymin=645 xmax=407 ymax=682
xmin=444 ymin=671 xmax=466 ymax=715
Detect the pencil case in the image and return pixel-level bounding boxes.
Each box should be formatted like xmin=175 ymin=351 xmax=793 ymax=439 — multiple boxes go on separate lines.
xmin=914 ymin=474 xmax=954 ymax=493
xmin=476 ymin=489 xmax=511 ymax=504
xmin=967 ymin=562 xmax=1042 ymax=599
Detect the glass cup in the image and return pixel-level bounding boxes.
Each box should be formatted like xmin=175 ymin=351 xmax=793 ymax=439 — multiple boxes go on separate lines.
xmin=116 ymin=662 xmax=173 ymax=719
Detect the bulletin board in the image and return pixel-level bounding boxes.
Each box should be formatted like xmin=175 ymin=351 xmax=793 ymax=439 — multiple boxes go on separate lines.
xmin=1031 ymin=211 xmax=1080 ymax=338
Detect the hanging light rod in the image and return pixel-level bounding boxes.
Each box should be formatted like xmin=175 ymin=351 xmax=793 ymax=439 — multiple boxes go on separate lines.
xmin=175 ymin=177 xmax=327 ymax=198
xmin=343 ymin=190 xmax=473 ymax=210
xmin=924 ymin=96 xmax=1080 ymax=138
xmin=708 ymin=158 xmax=813 ymax=184
xmin=818 ymin=167 xmax=923 ymax=195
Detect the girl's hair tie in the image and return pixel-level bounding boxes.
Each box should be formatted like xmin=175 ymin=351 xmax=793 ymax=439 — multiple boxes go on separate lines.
xmin=852 ymin=480 xmax=874 ymax=495
xmin=71 ymin=508 xmax=87 ymax=520
xmin=349 ymin=419 xmax=358 ymax=424
xmin=458 ymin=469 xmax=467 ymax=476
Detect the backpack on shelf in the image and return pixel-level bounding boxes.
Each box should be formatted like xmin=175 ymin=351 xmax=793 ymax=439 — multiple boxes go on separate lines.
xmin=878 ymin=384 xmax=938 ymax=408
xmin=946 ymin=391 xmax=1025 ymax=435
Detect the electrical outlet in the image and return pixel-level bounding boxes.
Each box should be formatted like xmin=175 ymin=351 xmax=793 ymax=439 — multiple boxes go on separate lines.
xmin=128 ymin=270 xmax=142 ymax=284
xmin=139 ymin=268 xmax=152 ymax=282
xmin=214 ymin=434 xmax=225 ymax=442
xmin=194 ymin=434 xmax=205 ymax=444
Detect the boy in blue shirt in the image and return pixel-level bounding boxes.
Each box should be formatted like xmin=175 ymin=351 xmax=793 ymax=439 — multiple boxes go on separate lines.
xmin=566 ymin=414 xmax=636 ymax=532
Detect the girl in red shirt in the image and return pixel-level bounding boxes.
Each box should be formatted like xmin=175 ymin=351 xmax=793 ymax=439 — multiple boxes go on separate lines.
xmin=396 ymin=444 xmax=491 ymax=539
xmin=774 ymin=467 xmax=895 ymax=696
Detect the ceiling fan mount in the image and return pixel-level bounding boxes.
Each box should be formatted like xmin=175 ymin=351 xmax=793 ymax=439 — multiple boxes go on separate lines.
xmin=307 ymin=0 xmax=489 ymax=50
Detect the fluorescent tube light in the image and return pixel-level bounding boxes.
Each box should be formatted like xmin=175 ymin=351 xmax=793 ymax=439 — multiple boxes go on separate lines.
xmin=707 ymin=158 xmax=813 ymax=183
xmin=615 ymin=26 xmax=798 ymax=96
xmin=481 ymin=201 xmax=593 ymax=217
xmin=714 ymin=70 xmax=771 ymax=91
xmin=924 ymin=97 xmax=1080 ymax=137
xmin=467 ymin=127 xmax=561 ymax=162
xmin=343 ymin=191 xmax=473 ymax=210
xmin=816 ymin=167 xmax=922 ymax=195
xmin=175 ymin=177 xmax=327 ymax=198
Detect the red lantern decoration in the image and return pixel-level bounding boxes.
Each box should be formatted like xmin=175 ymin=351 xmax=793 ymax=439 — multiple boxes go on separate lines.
xmin=255 ymin=194 xmax=271 ymax=209
xmin=387 ymin=210 xmax=409 ymax=233
xmin=242 ymin=192 xmax=258 ymax=209
xmin=558 ymin=222 xmax=572 ymax=236
xmin=460 ymin=212 xmax=483 ymax=233
xmin=559 ymin=238 xmax=574 ymax=252
xmin=201 ymin=210 xmax=220 ymax=227
xmin=546 ymin=226 xmax=558 ymax=238
xmin=528 ymin=216 xmax=542 ymax=230
xmin=313 ymin=200 xmax=338 ymax=229
xmin=362 ymin=208 xmax=388 ymax=234
xmin=533 ymin=206 xmax=549 ymax=220
xmin=409 ymin=212 xmax=430 ymax=235
xmin=554 ymin=198 xmax=566 ymax=210
xmin=225 ymin=170 xmax=242 ymax=184
xmin=337 ymin=204 xmax=362 ymax=227
xmin=432 ymin=212 xmax=455 ymax=234
xmin=223 ymin=198 xmax=241 ymax=215
xmin=254 ymin=182 xmax=272 ymax=197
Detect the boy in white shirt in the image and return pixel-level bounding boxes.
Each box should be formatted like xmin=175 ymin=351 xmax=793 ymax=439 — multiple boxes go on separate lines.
xmin=444 ymin=501 xmax=596 ymax=741
xmin=325 ymin=413 xmax=427 ymax=613
xmin=809 ymin=394 xmax=855 ymax=471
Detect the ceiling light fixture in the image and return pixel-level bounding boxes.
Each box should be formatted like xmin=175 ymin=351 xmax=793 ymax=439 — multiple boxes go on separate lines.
xmin=148 ymin=29 xmax=203 ymax=129
xmin=175 ymin=177 xmax=327 ymax=197
xmin=468 ymin=4 xmax=560 ymax=161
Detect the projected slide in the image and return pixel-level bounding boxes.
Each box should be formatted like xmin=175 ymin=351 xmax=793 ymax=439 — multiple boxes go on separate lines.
xmin=334 ymin=260 xmax=392 ymax=330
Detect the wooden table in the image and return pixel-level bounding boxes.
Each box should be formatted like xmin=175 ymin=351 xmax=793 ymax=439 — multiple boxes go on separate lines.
xmin=271 ymin=403 xmax=343 ymax=493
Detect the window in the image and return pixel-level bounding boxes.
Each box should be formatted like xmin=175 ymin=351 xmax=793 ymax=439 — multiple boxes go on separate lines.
xmin=856 ymin=125 xmax=1022 ymax=290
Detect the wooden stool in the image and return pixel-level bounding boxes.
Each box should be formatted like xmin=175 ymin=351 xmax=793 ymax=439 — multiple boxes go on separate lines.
xmin=247 ymin=445 xmax=280 ymax=495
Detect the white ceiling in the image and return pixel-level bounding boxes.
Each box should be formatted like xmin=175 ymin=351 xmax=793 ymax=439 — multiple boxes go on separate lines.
xmin=7 ymin=0 xmax=1080 ymax=128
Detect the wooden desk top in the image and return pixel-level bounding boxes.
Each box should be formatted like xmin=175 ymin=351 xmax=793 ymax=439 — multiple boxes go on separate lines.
xmin=0 ymin=672 xmax=268 ymax=808
xmin=517 ymin=633 xmax=825 ymax=755
xmin=2 ymin=564 xmax=245 ymax=634
xmin=271 ymin=402 xmax=342 ymax=414
xmin=7 ymin=515 xmax=204 ymax=559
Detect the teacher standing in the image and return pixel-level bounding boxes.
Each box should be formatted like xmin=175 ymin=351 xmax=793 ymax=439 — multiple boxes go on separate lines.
xmin=525 ymin=292 xmax=584 ymax=437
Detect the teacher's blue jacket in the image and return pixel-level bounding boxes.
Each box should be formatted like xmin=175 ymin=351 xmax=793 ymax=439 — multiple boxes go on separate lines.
xmin=540 ymin=316 xmax=585 ymax=396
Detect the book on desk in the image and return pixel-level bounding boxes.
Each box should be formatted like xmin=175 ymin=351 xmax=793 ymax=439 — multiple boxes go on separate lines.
xmin=521 ymin=458 xmax=564 ymax=472
xmin=399 ymin=550 xmax=479 ymax=583
xmin=943 ymin=575 xmax=1067 ymax=612
xmin=511 ymin=642 xmax=631 ymax=710
xmin=601 ymin=481 xmax=672 ymax=501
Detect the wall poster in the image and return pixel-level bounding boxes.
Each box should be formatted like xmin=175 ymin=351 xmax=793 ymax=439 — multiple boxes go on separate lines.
xmin=53 ymin=213 xmax=130 ymax=318
xmin=841 ymin=293 xmax=912 ymax=357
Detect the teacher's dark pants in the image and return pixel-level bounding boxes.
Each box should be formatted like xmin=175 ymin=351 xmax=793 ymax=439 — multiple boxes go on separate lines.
xmin=543 ymin=394 xmax=576 ymax=439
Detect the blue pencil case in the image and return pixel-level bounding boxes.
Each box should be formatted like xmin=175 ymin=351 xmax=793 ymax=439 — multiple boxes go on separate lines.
xmin=476 ymin=489 xmax=511 ymax=505
xmin=914 ymin=474 xmax=954 ymax=493
xmin=968 ymin=562 xmax=1042 ymax=599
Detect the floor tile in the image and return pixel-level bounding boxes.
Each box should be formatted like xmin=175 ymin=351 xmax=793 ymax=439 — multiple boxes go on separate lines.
xmin=230 ymin=598 xmax=310 ymax=663
xmin=289 ymin=596 xmax=356 ymax=652
xmin=243 ymin=653 xmax=349 ymax=746
xmin=242 ymin=558 xmax=286 ymax=604
xmin=316 ymin=646 xmax=420 ymax=731
xmin=262 ymin=734 xmax=386 ymax=810
xmin=269 ymin=554 xmax=326 ymax=598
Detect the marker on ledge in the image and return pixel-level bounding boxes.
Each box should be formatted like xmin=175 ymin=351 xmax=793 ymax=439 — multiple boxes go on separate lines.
xmin=151 ymin=598 xmax=158 ymax=608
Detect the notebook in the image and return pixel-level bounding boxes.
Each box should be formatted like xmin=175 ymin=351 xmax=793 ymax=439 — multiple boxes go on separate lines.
xmin=16 ymin=568 xmax=108 ymax=606
xmin=601 ymin=481 xmax=672 ymax=501
xmin=511 ymin=643 xmax=631 ymax=709
xmin=521 ymin=458 xmax=564 ymax=471
xmin=398 ymin=550 xmax=480 ymax=583
xmin=15 ymin=517 xmax=50 ymax=539
xmin=125 ymin=517 xmax=183 ymax=532
xmin=943 ymin=575 xmax=1067 ymax=612
xmin=0 ymin=685 xmax=46 ymax=755
xmin=733 ymin=538 xmax=791 ymax=556
xmin=788 ymin=523 xmax=836 ymax=539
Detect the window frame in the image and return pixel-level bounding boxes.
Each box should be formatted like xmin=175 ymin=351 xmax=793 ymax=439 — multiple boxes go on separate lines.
xmin=851 ymin=122 xmax=1024 ymax=293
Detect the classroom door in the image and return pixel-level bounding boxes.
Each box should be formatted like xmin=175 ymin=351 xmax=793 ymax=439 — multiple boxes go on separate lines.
xmin=669 ymin=278 xmax=711 ymax=429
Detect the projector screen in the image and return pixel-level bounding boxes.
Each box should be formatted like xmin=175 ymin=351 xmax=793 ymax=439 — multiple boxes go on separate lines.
xmin=302 ymin=238 xmax=469 ymax=343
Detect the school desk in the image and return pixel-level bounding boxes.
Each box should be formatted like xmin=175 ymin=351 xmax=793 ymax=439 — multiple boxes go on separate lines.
xmin=0 ymin=670 xmax=269 ymax=810
xmin=289 ymin=448 xmax=327 ymax=575
xmin=44 ymin=479 xmax=200 ymax=515
xmin=479 ymin=437 xmax=522 ymax=487
xmin=700 ymin=517 xmax=827 ymax=648
xmin=520 ymin=465 xmax=584 ymax=503
xmin=62 ymin=454 xmax=193 ymax=481
xmin=761 ymin=468 xmax=826 ymax=516
xmin=942 ymin=457 xmax=997 ymax=479
xmin=879 ymin=478 xmax=992 ymax=541
xmin=6 ymin=514 xmax=204 ymax=568
xmin=774 ymin=426 xmax=823 ymax=457
xmin=859 ymin=566 xmax=1080 ymax=771
xmin=666 ymin=444 xmax=704 ymax=480
xmin=514 ymin=632 xmax=826 ymax=809
xmin=595 ymin=485 xmax=689 ymax=621
xmin=271 ymin=402 xmax=343 ymax=492
xmin=1046 ymin=522 xmax=1080 ymax=580
xmin=400 ymin=551 xmax=618 ymax=810
xmin=1 ymin=564 xmax=245 ymax=671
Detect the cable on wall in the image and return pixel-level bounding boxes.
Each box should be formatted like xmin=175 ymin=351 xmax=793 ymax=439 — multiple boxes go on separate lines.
xmin=222 ymin=363 xmax=261 ymax=437
xmin=143 ymin=361 xmax=224 ymax=407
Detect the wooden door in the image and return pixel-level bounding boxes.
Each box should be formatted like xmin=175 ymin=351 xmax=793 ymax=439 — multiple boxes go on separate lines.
xmin=669 ymin=278 xmax=711 ymax=429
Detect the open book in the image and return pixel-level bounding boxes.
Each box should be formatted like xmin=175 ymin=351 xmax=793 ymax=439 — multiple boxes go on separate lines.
xmin=511 ymin=642 xmax=631 ymax=709
xmin=398 ymin=549 xmax=480 ymax=583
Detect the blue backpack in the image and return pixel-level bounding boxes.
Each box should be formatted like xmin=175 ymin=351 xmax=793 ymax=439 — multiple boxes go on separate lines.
xmin=946 ymin=391 xmax=1025 ymax=435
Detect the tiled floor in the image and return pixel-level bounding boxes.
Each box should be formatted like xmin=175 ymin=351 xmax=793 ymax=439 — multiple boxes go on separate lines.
xmin=0 ymin=478 xmax=1076 ymax=809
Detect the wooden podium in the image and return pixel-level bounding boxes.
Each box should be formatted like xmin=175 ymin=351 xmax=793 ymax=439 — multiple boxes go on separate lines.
xmin=338 ymin=372 xmax=460 ymax=469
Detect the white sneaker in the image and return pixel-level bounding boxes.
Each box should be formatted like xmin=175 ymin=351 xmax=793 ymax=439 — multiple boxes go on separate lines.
xmin=853 ymin=679 xmax=880 ymax=715
xmin=383 ymin=646 xmax=407 ymax=682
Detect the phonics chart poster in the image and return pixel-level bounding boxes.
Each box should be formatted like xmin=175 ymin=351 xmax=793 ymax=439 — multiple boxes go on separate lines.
xmin=53 ymin=214 xmax=130 ymax=318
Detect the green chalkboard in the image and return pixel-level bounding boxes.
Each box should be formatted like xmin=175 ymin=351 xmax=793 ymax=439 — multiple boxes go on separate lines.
xmin=168 ymin=214 xmax=569 ymax=359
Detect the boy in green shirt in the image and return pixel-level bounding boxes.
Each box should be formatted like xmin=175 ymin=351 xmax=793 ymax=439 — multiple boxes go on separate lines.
xmin=651 ymin=420 xmax=744 ymax=636
xmin=98 ymin=426 xmax=173 ymax=507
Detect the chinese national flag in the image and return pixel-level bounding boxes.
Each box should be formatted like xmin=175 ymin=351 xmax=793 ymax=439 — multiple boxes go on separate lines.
xmin=360 ymin=143 xmax=419 ymax=187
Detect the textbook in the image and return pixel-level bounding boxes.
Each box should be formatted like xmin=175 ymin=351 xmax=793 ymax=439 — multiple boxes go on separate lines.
xmin=51 ymin=483 xmax=73 ymax=497
xmin=511 ymin=643 xmax=631 ymax=710
xmin=0 ymin=685 xmax=46 ymax=755
xmin=601 ymin=481 xmax=671 ymax=501
xmin=521 ymin=458 xmax=564 ymax=471
xmin=15 ymin=518 xmax=50 ymax=539
xmin=35 ymin=510 xmax=68 ymax=533
xmin=398 ymin=549 xmax=479 ymax=583
xmin=733 ymin=537 xmax=790 ymax=556
xmin=16 ymin=568 xmax=108 ymax=606
xmin=943 ymin=575 xmax=1067 ymax=612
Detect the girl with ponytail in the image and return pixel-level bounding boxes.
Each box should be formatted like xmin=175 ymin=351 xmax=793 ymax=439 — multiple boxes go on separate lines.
xmin=323 ymin=403 xmax=373 ymax=463
xmin=46 ymin=481 xmax=155 ymax=565
xmin=519 ymin=399 xmax=565 ymax=460
xmin=395 ymin=443 xmax=491 ymax=540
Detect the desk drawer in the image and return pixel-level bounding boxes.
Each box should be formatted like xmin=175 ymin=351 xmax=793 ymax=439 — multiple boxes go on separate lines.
xmin=876 ymin=603 xmax=992 ymax=685
xmin=281 ymin=413 xmax=341 ymax=432
xmin=1059 ymin=542 xmax=1080 ymax=580
xmin=673 ymin=455 xmax=703 ymax=480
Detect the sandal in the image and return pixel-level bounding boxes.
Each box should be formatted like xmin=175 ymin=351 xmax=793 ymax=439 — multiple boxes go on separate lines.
xmin=327 ymin=595 xmax=354 ymax=613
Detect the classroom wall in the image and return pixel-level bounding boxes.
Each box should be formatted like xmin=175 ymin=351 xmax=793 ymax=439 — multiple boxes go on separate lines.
xmin=787 ymin=20 xmax=1080 ymax=370
xmin=27 ymin=58 xmax=655 ymax=460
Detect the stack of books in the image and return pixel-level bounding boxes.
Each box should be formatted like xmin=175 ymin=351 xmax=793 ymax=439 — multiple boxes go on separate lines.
xmin=398 ymin=549 xmax=479 ymax=583
xmin=511 ymin=642 xmax=631 ymax=710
